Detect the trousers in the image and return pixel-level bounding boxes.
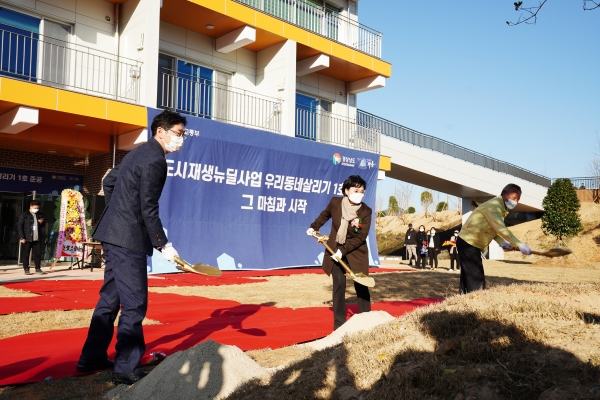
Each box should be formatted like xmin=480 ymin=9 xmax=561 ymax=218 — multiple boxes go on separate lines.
xmin=405 ymin=245 xmax=417 ymax=264
xmin=21 ymin=240 xmax=41 ymax=270
xmin=456 ymin=236 xmax=485 ymax=294
xmin=79 ymin=242 xmax=148 ymax=374
xmin=332 ymin=261 xmax=370 ymax=330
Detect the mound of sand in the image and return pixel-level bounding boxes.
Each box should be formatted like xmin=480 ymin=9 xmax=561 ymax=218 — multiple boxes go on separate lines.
xmin=104 ymin=340 xmax=270 ymax=400
xmin=304 ymin=311 xmax=395 ymax=351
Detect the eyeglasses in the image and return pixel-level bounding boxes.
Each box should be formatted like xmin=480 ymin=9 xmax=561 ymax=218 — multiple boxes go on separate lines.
xmin=163 ymin=127 xmax=185 ymax=138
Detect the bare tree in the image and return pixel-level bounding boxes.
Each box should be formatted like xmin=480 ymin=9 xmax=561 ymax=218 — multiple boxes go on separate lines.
xmin=375 ymin=196 xmax=386 ymax=228
xmin=430 ymin=190 xmax=442 ymax=222
xmin=394 ymin=183 xmax=415 ymax=226
xmin=508 ymin=0 xmax=599 ymax=26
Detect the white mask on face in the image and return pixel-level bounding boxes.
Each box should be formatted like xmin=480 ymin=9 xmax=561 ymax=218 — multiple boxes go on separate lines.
xmin=454 ymin=233 xmax=459 ymax=237
xmin=505 ymin=198 xmax=518 ymax=210
xmin=31 ymin=208 xmax=39 ymax=214
xmin=348 ymin=193 xmax=364 ymax=204
xmin=163 ymin=135 xmax=184 ymax=153
xmin=431 ymin=230 xmax=435 ymax=235
xmin=420 ymin=228 xmax=424 ymax=232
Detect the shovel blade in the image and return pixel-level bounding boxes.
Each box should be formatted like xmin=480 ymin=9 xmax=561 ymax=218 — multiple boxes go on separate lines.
xmin=348 ymin=274 xmax=375 ymax=288
xmin=175 ymin=256 xmax=222 ymax=276
xmin=538 ymin=248 xmax=572 ymax=258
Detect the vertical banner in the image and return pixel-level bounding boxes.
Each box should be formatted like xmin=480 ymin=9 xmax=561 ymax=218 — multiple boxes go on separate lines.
xmin=147 ymin=108 xmax=380 ymax=273
xmin=55 ymin=189 xmax=88 ymax=258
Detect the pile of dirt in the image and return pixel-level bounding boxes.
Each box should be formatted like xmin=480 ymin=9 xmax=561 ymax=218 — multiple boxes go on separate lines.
xmin=304 ymin=311 xmax=395 ymax=351
xmin=506 ymin=202 xmax=600 ymax=263
xmin=104 ymin=340 xmax=270 ymax=400
xmin=231 ymin=282 xmax=600 ymax=399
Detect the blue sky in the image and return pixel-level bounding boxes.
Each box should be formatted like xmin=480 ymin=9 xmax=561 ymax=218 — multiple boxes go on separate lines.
xmin=357 ymin=1 xmax=600 ymax=208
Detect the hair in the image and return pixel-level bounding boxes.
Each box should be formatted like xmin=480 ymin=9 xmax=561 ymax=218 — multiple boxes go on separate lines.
xmin=408 ymin=223 xmax=413 ymax=227
xmin=419 ymin=225 xmax=426 ymax=231
xmin=501 ymin=183 xmax=522 ymax=196
xmin=30 ymin=200 xmax=40 ymax=207
xmin=342 ymin=175 xmax=367 ymax=195
xmin=151 ymin=110 xmax=187 ymax=137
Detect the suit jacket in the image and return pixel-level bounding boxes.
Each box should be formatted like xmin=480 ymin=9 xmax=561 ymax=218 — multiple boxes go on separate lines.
xmin=310 ymin=196 xmax=372 ymax=276
xmin=427 ymin=234 xmax=441 ymax=253
xmin=17 ymin=211 xmax=46 ymax=242
xmin=93 ymin=137 xmax=169 ymax=256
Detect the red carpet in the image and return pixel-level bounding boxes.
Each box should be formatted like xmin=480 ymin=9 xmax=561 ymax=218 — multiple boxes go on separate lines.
xmin=0 ymin=269 xmax=440 ymax=386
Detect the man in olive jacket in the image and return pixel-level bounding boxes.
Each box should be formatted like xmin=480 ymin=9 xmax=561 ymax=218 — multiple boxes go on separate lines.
xmin=17 ymin=199 xmax=45 ymax=275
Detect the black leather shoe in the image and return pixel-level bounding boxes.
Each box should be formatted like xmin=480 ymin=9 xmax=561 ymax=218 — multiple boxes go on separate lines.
xmin=76 ymin=358 xmax=115 ymax=373
xmin=112 ymin=370 xmax=147 ymax=385
xmin=24 ymin=269 xmax=31 ymax=275
xmin=35 ymin=269 xmax=45 ymax=275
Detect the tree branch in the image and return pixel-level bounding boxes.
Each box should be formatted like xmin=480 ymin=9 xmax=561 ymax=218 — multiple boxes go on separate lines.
xmin=506 ymin=0 xmax=549 ymax=26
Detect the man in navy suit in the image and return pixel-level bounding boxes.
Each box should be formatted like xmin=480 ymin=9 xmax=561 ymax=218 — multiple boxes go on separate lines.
xmin=77 ymin=110 xmax=187 ymax=385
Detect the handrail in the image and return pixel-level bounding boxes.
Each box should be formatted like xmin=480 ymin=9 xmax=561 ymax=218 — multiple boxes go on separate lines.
xmin=357 ymin=109 xmax=551 ymax=187
xmin=234 ymin=0 xmax=382 ymax=59
xmin=552 ymin=177 xmax=599 ymax=190
xmin=0 ymin=27 xmax=140 ymax=103
xmin=158 ymin=68 xmax=281 ymax=133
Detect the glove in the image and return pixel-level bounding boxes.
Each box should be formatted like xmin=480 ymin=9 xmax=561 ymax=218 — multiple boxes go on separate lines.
xmin=500 ymin=242 xmax=513 ymax=250
xmin=306 ymin=227 xmax=315 ymax=236
xmin=330 ymin=249 xmax=342 ymax=262
xmin=518 ymin=243 xmax=531 ymax=255
xmin=160 ymin=242 xmax=179 ymax=263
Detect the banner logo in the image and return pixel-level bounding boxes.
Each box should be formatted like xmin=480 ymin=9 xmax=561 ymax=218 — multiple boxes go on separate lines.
xmin=332 ymin=153 xmax=341 ymax=165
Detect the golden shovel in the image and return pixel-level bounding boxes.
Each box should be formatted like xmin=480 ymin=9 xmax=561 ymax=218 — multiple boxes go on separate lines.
xmin=311 ymin=231 xmax=375 ymax=288
xmin=174 ymin=256 xmax=222 ymax=276
xmin=507 ymin=247 xmax=572 ymax=258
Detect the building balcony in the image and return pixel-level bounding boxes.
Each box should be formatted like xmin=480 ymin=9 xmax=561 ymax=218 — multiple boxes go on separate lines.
xmin=0 ymin=27 xmax=141 ymax=104
xmin=157 ymin=68 xmax=282 ymax=133
xmin=234 ymin=0 xmax=382 ymax=59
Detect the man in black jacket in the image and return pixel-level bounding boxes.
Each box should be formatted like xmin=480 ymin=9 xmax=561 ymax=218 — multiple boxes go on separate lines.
xmin=17 ymin=199 xmax=45 ymax=275
xmin=77 ymin=110 xmax=187 ymax=385
xmin=403 ymin=223 xmax=417 ymax=266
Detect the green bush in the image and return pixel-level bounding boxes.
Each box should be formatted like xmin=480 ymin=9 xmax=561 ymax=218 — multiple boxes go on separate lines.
xmin=407 ymin=206 xmax=416 ymax=214
xmin=436 ymin=201 xmax=448 ymax=212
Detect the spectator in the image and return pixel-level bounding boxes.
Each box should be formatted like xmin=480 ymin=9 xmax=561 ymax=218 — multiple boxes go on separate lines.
xmin=579 ymin=183 xmax=586 ymax=190
xmin=449 ymin=230 xmax=460 ymax=272
xmin=415 ymin=225 xmax=428 ymax=269
xmin=404 ymin=223 xmax=417 ymax=266
xmin=17 ymin=200 xmax=46 ymax=275
xmin=427 ymin=227 xmax=440 ymax=270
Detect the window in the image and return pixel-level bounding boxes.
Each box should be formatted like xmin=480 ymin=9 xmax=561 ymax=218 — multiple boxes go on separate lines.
xmin=0 ymin=8 xmax=71 ymax=85
xmin=157 ymin=54 xmax=214 ymax=118
xmin=295 ymin=93 xmax=332 ymax=141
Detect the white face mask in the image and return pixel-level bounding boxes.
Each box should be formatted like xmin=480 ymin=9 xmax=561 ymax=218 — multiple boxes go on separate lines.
xmin=420 ymin=228 xmax=424 ymax=232
xmin=430 ymin=230 xmax=435 ymax=235
xmin=31 ymin=208 xmax=39 ymax=214
xmin=454 ymin=233 xmax=458 ymax=237
xmin=162 ymin=134 xmax=184 ymax=153
xmin=348 ymin=193 xmax=364 ymax=204
xmin=505 ymin=198 xmax=518 ymax=210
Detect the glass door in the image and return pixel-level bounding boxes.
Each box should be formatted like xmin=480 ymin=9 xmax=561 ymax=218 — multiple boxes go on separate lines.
xmin=295 ymin=93 xmax=318 ymax=140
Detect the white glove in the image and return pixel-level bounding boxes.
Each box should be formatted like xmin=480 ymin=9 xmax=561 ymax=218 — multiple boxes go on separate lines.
xmin=161 ymin=242 xmax=179 ymax=263
xmin=518 ymin=243 xmax=531 ymax=255
xmin=331 ymin=249 xmax=342 ymax=262
xmin=500 ymin=242 xmax=513 ymax=250
xmin=306 ymin=227 xmax=315 ymax=236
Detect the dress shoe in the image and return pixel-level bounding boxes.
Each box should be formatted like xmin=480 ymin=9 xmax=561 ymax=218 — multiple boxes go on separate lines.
xmin=112 ymin=369 xmax=147 ymax=385
xmin=35 ymin=269 xmax=45 ymax=275
xmin=24 ymin=268 xmax=31 ymax=275
xmin=76 ymin=358 xmax=115 ymax=373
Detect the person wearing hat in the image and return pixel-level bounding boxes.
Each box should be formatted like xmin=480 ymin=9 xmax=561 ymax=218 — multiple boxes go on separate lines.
xmin=457 ymin=183 xmax=531 ymax=293
xmin=449 ymin=229 xmax=460 ymax=272
xmin=403 ymin=223 xmax=417 ymax=266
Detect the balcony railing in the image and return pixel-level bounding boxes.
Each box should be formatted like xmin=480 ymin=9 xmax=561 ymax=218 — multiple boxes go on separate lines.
xmin=235 ymin=0 xmax=382 ymax=58
xmin=0 ymin=28 xmax=140 ymax=103
xmin=552 ymin=177 xmax=599 ymax=190
xmin=295 ymin=107 xmax=379 ymax=153
xmin=357 ymin=110 xmax=551 ymax=187
xmin=158 ymin=68 xmax=281 ymax=133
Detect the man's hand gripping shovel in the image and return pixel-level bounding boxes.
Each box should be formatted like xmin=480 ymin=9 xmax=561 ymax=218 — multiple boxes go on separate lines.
xmin=310 ymin=230 xmax=375 ymax=288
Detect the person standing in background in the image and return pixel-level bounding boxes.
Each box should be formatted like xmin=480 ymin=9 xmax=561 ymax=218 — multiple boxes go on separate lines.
xmin=427 ymin=227 xmax=440 ymax=270
xmin=449 ymin=230 xmax=460 ymax=272
xmin=415 ymin=225 xmax=428 ymax=269
xmin=17 ymin=200 xmax=45 ymax=275
xmin=403 ymin=223 xmax=417 ymax=266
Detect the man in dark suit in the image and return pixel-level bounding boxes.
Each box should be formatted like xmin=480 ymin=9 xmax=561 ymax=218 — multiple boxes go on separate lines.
xmin=17 ymin=199 xmax=45 ymax=275
xmin=77 ymin=110 xmax=187 ymax=385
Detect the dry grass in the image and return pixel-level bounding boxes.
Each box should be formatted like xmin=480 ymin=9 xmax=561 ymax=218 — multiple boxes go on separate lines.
xmin=0 ymin=285 xmax=39 ymax=297
xmin=0 ymin=309 xmax=160 ymax=339
xmin=232 ymin=282 xmax=600 ymax=399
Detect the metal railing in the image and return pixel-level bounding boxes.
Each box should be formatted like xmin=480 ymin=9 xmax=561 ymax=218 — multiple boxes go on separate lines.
xmin=235 ymin=0 xmax=382 ymax=58
xmin=0 ymin=27 xmax=140 ymax=103
xmin=296 ymin=107 xmax=379 ymax=153
xmin=552 ymin=177 xmax=599 ymax=190
xmin=158 ymin=68 xmax=281 ymax=133
xmin=357 ymin=109 xmax=551 ymax=187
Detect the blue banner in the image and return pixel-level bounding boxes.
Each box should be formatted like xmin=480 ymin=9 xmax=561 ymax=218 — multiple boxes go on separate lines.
xmin=147 ymin=109 xmax=380 ymax=273
xmin=0 ymin=167 xmax=83 ymax=194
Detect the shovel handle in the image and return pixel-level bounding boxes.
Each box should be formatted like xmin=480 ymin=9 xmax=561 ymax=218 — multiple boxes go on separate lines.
xmin=312 ymin=231 xmax=357 ymax=278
